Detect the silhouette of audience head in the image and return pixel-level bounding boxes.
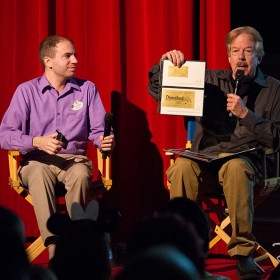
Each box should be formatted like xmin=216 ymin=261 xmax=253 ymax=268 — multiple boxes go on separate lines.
xmin=163 ymin=197 xmax=210 ymax=258
xmin=114 ymin=244 xmax=200 ymax=280
xmin=269 ymin=263 xmax=280 ymax=280
xmin=124 ymin=213 xmax=205 ymax=276
xmin=0 ymin=204 xmax=25 ymax=242
xmin=161 ymin=197 xmax=233 ymax=280
xmin=30 ymin=265 xmax=58 ymax=280
xmin=0 ymin=206 xmax=30 ymax=280
xmin=47 ymin=200 xmax=120 ymax=280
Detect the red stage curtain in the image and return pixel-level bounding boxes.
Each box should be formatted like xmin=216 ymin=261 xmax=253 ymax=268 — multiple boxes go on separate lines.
xmin=0 ymin=0 xmax=230 ymax=242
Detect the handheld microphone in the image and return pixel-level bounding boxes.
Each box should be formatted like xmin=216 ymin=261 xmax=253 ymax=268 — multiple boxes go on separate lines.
xmin=56 ymin=130 xmax=68 ymax=148
xmin=234 ymin=69 xmax=244 ymax=95
xmin=229 ymin=69 xmax=244 ymax=117
xmin=102 ymin=112 xmax=113 ymax=159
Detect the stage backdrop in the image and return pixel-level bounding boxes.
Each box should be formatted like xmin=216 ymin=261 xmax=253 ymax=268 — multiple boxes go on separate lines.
xmin=0 ymin=0 xmax=230 ymax=244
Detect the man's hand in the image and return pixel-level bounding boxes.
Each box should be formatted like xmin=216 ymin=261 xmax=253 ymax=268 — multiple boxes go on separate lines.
xmin=100 ymin=134 xmax=115 ymax=153
xmin=32 ymin=133 xmax=64 ymax=155
xmin=161 ymin=49 xmax=185 ymax=67
xmin=227 ymin=93 xmax=248 ymax=119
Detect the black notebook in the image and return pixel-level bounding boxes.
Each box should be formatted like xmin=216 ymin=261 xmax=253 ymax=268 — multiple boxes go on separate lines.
xmin=164 ymin=147 xmax=258 ymax=163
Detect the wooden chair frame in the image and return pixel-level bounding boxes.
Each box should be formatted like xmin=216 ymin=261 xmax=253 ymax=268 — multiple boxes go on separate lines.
xmin=8 ymin=149 xmax=112 ymax=262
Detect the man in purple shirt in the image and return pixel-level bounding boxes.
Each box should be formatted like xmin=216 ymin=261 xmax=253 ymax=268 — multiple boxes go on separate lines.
xmin=0 ymin=35 xmax=115 ymax=259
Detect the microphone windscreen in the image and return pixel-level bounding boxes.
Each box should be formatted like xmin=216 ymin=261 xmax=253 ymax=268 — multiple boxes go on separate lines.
xmin=105 ymin=112 xmax=113 ymax=122
xmin=104 ymin=113 xmax=113 ymax=137
xmin=236 ymin=69 xmax=244 ymax=80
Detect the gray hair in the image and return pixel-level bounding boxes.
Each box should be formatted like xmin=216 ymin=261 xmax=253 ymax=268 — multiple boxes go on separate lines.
xmin=225 ymin=26 xmax=264 ymax=59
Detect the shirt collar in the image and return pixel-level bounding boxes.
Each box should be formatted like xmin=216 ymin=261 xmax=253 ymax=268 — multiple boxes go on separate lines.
xmin=38 ymin=74 xmax=81 ymax=94
xmin=254 ymin=68 xmax=267 ymax=87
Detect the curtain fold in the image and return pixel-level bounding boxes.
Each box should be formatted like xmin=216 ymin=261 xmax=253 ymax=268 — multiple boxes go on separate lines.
xmin=0 ymin=0 xmax=230 ymax=242
xmin=200 ymin=0 xmax=230 ymax=69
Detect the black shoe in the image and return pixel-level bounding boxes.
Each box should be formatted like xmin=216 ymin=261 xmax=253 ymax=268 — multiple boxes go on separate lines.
xmin=236 ymin=256 xmax=264 ymax=280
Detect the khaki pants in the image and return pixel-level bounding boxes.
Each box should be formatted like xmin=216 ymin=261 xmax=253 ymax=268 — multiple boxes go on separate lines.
xmin=18 ymin=152 xmax=93 ymax=246
xmin=167 ymin=156 xmax=257 ymax=256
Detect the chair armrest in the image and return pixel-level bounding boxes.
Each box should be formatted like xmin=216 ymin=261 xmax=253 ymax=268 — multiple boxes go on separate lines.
xmin=7 ymin=151 xmax=33 ymax=204
xmin=97 ymin=149 xmax=112 ymax=191
xmin=8 ymin=150 xmax=21 ymax=187
xmin=165 ymin=152 xmax=176 ymax=190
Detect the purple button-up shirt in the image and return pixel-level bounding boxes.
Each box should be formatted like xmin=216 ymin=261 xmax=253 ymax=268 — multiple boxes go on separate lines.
xmin=0 ymin=74 xmax=106 ymax=155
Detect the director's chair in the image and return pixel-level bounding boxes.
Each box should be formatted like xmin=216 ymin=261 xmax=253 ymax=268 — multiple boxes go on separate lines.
xmin=165 ymin=120 xmax=280 ymax=270
xmin=8 ymin=148 xmax=112 ymax=262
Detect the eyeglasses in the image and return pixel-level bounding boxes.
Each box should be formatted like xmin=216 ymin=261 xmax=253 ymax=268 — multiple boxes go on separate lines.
xmin=230 ymin=48 xmax=255 ymax=57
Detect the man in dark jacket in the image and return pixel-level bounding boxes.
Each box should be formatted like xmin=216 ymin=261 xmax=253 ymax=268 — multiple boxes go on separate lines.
xmin=148 ymin=26 xmax=280 ymax=280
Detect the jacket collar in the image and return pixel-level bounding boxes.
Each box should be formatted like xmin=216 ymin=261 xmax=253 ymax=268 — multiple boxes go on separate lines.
xmin=217 ymin=67 xmax=267 ymax=87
